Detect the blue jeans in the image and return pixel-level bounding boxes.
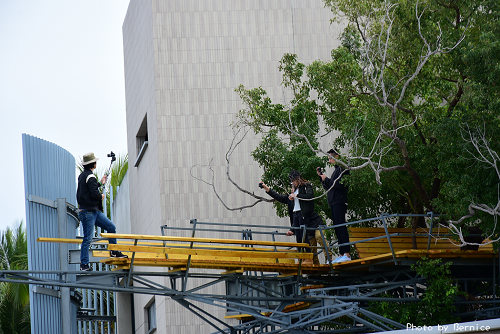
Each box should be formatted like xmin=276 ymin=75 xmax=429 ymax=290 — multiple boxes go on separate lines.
xmin=79 ymin=210 xmax=117 ymax=265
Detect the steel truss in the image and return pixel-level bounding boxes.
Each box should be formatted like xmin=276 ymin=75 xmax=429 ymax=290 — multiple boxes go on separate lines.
xmin=0 ymin=267 xmax=426 ymax=333
xmin=2 ymin=260 xmax=500 ymax=332
xmin=2 ymin=213 xmax=500 ymax=332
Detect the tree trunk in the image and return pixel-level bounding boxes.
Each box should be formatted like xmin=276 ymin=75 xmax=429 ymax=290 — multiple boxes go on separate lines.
xmin=410 ymin=202 xmax=426 ymax=249
xmin=396 ymin=215 xmax=406 ymax=228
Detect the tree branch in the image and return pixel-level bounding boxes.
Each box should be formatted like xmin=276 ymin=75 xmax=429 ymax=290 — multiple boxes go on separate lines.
xmin=443 ymin=126 xmax=500 ymax=245
xmin=189 ymin=128 xmax=273 ymax=211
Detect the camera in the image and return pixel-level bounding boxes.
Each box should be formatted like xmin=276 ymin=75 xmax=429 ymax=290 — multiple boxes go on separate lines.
xmin=316 ymin=167 xmax=324 ymax=175
xmin=258 ymin=182 xmax=264 ymax=189
xmin=107 ymin=151 xmax=116 ymax=162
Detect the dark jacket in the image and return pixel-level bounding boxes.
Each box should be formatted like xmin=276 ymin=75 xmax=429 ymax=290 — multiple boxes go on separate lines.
xmin=267 ymin=183 xmax=322 ymax=229
xmin=321 ymin=165 xmax=349 ymax=206
xmin=77 ymin=170 xmax=102 ymax=211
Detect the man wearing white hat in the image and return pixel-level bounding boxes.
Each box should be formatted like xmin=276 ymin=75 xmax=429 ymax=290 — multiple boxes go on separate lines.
xmin=77 ymin=152 xmax=127 ymax=271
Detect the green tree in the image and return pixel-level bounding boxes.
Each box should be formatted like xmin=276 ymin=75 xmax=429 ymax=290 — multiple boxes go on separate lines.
xmin=0 ymin=222 xmax=30 ymax=334
xmin=370 ymin=258 xmax=459 ymax=325
xmin=105 ymin=154 xmax=129 ymax=217
xmin=235 ymin=0 xmax=500 ymax=234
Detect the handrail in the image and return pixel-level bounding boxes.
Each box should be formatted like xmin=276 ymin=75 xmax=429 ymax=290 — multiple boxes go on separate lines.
xmin=100 ymin=233 xmax=309 ymax=248
xmin=154 ymin=213 xmax=442 ymax=268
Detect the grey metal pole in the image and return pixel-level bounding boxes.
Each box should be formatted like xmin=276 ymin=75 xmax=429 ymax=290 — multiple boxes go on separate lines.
xmin=57 ymin=198 xmax=73 ymax=334
xmin=381 ymin=214 xmax=397 ymax=264
xmin=426 ymin=212 xmax=434 ymax=251
xmin=318 ymin=226 xmax=332 ymax=265
xmin=183 ymin=219 xmax=198 ymax=291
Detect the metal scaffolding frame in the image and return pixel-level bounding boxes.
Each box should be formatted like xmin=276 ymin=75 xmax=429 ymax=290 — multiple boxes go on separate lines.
xmin=3 ymin=213 xmax=500 ymax=333
xmin=0 ymin=268 xmax=410 ymax=333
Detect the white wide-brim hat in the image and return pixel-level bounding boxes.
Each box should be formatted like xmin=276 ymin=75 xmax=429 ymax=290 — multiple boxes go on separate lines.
xmin=82 ymin=152 xmax=99 ymax=166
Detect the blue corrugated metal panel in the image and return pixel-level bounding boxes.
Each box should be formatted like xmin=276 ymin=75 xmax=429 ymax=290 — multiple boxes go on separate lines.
xmin=22 ymin=134 xmax=78 ymax=334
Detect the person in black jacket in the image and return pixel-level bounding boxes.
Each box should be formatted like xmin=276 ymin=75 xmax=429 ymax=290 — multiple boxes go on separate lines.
xmin=260 ymin=170 xmax=323 ymax=264
xmin=77 ymin=152 xmax=127 ymax=271
xmin=317 ymin=149 xmax=351 ymax=263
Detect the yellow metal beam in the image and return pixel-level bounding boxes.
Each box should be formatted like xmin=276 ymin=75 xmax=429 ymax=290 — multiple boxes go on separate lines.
xmin=107 ymin=244 xmax=313 ymax=260
xmin=101 ymin=233 xmax=309 ymax=248
xmin=92 ymin=250 xmax=297 ymax=264
xmin=38 ymin=234 xmax=333 ymax=275
xmin=39 ymin=237 xmax=301 ymax=253
xmin=38 ymin=237 xmax=86 ymax=244
xmin=99 ymin=257 xmax=327 ymax=274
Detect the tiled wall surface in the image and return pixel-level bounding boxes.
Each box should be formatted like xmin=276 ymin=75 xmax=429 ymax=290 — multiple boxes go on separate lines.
xmin=123 ymin=0 xmax=162 ymax=238
xmin=123 ymin=0 xmax=342 ymax=332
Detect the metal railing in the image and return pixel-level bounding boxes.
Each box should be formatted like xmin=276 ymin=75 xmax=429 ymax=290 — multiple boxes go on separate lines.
xmin=158 ymin=212 xmax=449 ymax=268
xmin=318 ymin=212 xmax=440 ymax=264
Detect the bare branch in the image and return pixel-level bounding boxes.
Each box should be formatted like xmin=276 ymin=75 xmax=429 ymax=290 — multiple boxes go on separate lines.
xmin=190 ymin=130 xmax=273 ymax=211
xmin=443 ymin=126 xmax=500 ymax=245
xmin=225 ymin=128 xmax=272 ymax=201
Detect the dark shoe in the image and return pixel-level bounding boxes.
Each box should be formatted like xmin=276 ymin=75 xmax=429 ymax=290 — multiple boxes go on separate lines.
xmin=110 ymin=251 xmax=128 ymax=258
xmin=80 ymin=263 xmax=92 ymax=271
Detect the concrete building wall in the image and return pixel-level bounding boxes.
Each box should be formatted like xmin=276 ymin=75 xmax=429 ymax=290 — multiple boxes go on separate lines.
xmin=123 ymin=0 xmax=162 ymax=237
xmin=152 ymin=0 xmax=340 ymax=229
xmin=122 ymin=0 xmax=342 ymax=332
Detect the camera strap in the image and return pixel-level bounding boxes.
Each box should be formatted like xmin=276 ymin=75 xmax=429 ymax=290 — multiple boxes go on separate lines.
xmin=86 ymin=174 xmax=96 ymax=183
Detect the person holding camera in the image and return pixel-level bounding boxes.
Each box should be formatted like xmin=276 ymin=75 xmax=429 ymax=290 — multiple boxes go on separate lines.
xmin=259 ymin=170 xmax=323 ymax=264
xmin=77 ymin=152 xmax=127 ymax=271
xmin=317 ymin=149 xmax=351 ymax=263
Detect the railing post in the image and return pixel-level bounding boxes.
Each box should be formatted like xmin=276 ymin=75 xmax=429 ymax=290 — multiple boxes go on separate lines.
xmin=57 ymin=198 xmax=71 ymax=334
xmin=160 ymin=224 xmax=169 ymax=259
xmin=381 ymin=214 xmax=397 ymax=264
xmin=183 ymin=219 xmax=198 ymax=291
xmin=427 ymin=212 xmax=434 ymax=251
xmin=318 ymin=226 xmax=332 ymax=267
xmin=126 ymin=239 xmax=138 ymax=287
xmin=272 ymin=231 xmax=279 ymax=264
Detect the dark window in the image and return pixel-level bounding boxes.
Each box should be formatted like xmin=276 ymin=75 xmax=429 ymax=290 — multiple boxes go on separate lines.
xmin=145 ymin=298 xmax=156 ymax=333
xmin=134 ymin=114 xmax=148 ymax=167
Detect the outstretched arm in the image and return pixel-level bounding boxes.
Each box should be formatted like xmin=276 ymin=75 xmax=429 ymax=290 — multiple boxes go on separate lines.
xmin=260 ymin=181 xmax=289 ymax=204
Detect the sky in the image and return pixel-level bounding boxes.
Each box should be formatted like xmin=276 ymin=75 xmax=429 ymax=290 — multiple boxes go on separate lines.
xmin=0 ymin=0 xmax=131 ymax=231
